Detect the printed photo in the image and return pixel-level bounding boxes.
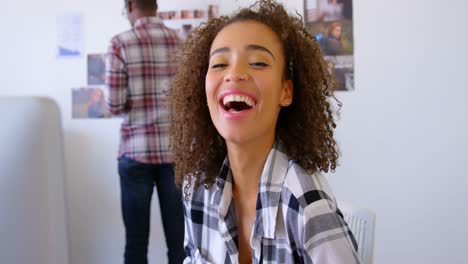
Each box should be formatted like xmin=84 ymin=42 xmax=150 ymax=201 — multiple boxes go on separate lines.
xmin=304 ymin=0 xmax=354 ymax=91
xmin=308 ymin=20 xmax=353 ymax=56
xmin=326 ymin=55 xmax=354 ymax=91
xmin=304 ymin=0 xmax=352 ymax=23
xmin=87 ymin=53 xmax=106 ymax=85
xmin=159 ymin=5 xmax=219 ymax=40
xmin=72 ymin=87 xmax=111 ymax=119
xmin=56 ymin=13 xmax=83 ymax=58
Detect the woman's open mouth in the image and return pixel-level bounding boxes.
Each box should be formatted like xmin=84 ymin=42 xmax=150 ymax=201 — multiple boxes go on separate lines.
xmin=221 ymin=94 xmax=255 ymax=112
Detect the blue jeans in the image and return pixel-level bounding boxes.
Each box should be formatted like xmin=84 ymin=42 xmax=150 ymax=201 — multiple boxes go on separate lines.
xmin=118 ymin=156 xmax=185 ymax=264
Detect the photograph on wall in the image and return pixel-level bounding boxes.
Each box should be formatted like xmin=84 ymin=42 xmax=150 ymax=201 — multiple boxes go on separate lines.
xmin=87 ymin=53 xmax=106 ymax=85
xmin=158 ymin=4 xmax=219 ymax=40
xmin=56 ymin=13 xmax=84 ymax=58
xmin=304 ymin=0 xmax=354 ymax=91
xmin=72 ymin=87 xmax=111 ymax=119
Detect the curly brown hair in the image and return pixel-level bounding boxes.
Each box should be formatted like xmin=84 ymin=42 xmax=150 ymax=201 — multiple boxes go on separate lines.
xmin=170 ymin=0 xmax=339 ymax=190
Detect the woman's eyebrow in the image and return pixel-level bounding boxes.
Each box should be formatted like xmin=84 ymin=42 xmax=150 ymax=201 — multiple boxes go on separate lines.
xmin=246 ymin=44 xmax=275 ymax=61
xmin=210 ymin=47 xmax=230 ymax=58
xmin=209 ymin=44 xmax=276 ymax=60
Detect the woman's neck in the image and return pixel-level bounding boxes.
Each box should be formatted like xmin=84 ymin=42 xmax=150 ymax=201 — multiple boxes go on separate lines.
xmin=227 ymin=137 xmax=275 ymax=197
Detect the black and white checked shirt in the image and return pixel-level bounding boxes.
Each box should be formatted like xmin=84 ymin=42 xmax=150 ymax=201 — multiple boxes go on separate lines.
xmin=183 ymin=144 xmax=361 ymax=263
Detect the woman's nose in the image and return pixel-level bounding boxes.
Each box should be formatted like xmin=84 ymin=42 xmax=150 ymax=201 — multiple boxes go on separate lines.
xmin=224 ymin=65 xmax=249 ymax=82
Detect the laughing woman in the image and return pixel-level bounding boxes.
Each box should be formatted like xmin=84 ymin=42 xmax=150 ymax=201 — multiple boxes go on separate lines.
xmin=170 ymin=1 xmax=360 ymax=263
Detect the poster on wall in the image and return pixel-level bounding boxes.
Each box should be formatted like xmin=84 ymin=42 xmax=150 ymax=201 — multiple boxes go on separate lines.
xmin=72 ymin=87 xmax=111 ymax=119
xmin=87 ymin=54 xmax=106 ymax=85
xmin=56 ymin=13 xmax=84 ymax=58
xmin=158 ymin=4 xmax=219 ymax=39
xmin=304 ymin=0 xmax=354 ymax=91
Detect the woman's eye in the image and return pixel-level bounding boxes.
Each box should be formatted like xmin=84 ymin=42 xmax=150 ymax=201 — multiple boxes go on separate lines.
xmin=211 ymin=63 xmax=227 ymax=69
xmin=250 ymin=62 xmax=269 ymax=67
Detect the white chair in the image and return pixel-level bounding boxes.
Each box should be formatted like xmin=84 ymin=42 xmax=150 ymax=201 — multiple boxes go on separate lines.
xmin=338 ymin=201 xmax=376 ymax=264
xmin=0 ymin=97 xmax=69 ymax=264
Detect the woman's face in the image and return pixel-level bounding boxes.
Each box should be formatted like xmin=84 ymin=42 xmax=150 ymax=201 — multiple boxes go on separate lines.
xmin=90 ymin=89 xmax=103 ymax=103
xmin=205 ymin=20 xmax=293 ymax=146
xmin=331 ymin=25 xmax=342 ymax=39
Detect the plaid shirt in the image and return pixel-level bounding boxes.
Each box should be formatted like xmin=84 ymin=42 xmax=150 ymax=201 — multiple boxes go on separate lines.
xmin=105 ymin=17 xmax=179 ymax=164
xmin=183 ymin=144 xmax=360 ymax=264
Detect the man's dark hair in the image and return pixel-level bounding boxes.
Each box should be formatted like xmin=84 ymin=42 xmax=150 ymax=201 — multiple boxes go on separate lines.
xmin=126 ymin=0 xmax=158 ymax=11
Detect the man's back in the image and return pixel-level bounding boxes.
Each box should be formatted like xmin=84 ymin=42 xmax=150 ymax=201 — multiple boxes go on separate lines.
xmin=106 ymin=17 xmax=179 ymax=164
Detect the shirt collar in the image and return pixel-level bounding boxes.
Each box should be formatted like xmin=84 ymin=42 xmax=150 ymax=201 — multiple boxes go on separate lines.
xmin=134 ymin=16 xmax=163 ymax=27
xmin=214 ymin=142 xmax=290 ymax=239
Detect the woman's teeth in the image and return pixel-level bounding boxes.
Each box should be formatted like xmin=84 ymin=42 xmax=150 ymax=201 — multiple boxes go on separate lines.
xmin=222 ymin=94 xmax=255 ymax=107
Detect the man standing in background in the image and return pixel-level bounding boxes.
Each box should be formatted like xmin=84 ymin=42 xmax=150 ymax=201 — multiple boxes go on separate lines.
xmin=105 ymin=0 xmax=184 ymax=263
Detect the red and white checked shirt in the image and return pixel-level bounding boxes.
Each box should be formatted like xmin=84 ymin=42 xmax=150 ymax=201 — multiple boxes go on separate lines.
xmin=105 ymin=17 xmax=179 ymax=164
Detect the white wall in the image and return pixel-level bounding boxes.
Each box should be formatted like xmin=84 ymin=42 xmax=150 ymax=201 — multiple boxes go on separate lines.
xmin=1 ymin=0 xmax=467 ymax=263
xmin=329 ymin=1 xmax=468 ymax=263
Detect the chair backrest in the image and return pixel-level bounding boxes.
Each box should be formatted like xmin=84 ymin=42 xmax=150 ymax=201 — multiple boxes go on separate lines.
xmin=338 ymin=200 xmax=376 ymax=264
xmin=0 ymin=97 xmax=69 ymax=264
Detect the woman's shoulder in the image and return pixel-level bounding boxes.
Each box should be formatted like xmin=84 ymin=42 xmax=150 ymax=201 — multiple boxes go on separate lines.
xmin=282 ymin=161 xmax=337 ymax=211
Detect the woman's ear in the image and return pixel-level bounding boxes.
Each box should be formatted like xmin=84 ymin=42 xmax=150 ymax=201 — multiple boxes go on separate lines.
xmin=280 ymin=79 xmax=293 ymax=107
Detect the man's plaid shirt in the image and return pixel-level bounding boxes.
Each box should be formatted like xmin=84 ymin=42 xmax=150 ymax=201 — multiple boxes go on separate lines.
xmin=183 ymin=144 xmax=360 ymax=264
xmin=105 ymin=17 xmax=179 ymax=164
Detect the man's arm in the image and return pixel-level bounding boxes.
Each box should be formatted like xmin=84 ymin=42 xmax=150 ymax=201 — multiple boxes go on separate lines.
xmin=105 ymin=38 xmax=128 ymax=115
